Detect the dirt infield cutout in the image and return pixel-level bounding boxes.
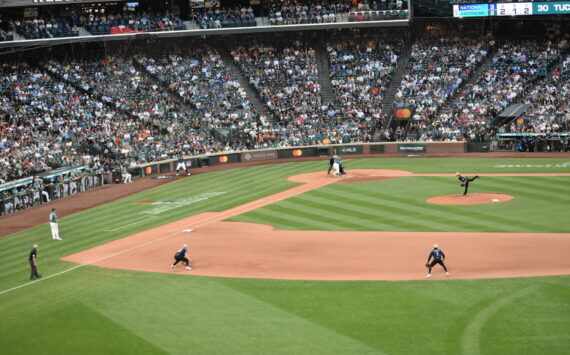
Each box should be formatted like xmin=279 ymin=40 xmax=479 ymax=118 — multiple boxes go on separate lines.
xmin=62 ymin=169 xmax=570 ymax=281
xmin=426 ymin=193 xmax=514 ymax=205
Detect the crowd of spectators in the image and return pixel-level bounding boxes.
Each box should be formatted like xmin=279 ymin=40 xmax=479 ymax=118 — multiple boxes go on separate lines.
xmin=328 ymin=34 xmax=402 ymax=131
xmin=394 ymin=36 xmax=490 ymax=141
xmin=190 ymin=6 xmax=255 ymax=29
xmin=2 ymin=33 xmax=570 ymax=190
xmin=267 ymin=0 xmax=406 ymax=25
xmin=10 ymin=16 xmax=80 ymax=39
xmin=136 ymin=48 xmax=259 ymax=131
xmin=436 ymin=40 xmax=561 ymax=141
xmin=46 ymin=57 xmax=238 ymax=159
xmin=501 ymin=54 xmax=570 ymax=135
xmin=0 ymin=64 xmax=138 ymax=188
xmin=83 ymin=11 xmax=186 ymax=35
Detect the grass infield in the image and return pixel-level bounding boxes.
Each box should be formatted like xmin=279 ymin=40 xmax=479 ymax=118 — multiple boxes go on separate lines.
xmin=0 ymin=158 xmax=569 ymax=355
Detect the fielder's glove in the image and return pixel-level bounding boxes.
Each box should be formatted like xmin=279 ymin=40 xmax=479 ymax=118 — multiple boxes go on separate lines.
xmin=425 ymin=263 xmax=430 ymax=268
xmin=460 ymin=184 xmax=465 ymax=187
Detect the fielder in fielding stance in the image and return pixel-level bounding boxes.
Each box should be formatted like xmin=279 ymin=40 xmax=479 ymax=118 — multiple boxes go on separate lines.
xmin=456 ymin=172 xmax=480 ymax=196
xmin=171 ymin=244 xmax=192 ymax=270
xmin=175 ymin=153 xmax=191 ymax=176
xmin=426 ymin=244 xmax=450 ymax=278
xmin=49 ymin=208 xmax=62 ymax=240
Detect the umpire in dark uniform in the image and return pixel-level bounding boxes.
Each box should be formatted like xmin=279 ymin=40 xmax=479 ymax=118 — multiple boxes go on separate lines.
xmin=456 ymin=172 xmax=480 ymax=196
xmin=426 ymin=244 xmax=450 ymax=278
xmin=29 ymin=244 xmax=42 ymax=280
xmin=170 ymin=244 xmax=192 ymax=270
xmin=327 ymin=155 xmax=334 ymax=175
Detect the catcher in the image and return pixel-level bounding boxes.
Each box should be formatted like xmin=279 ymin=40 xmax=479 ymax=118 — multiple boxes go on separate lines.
xmin=426 ymin=244 xmax=450 ymax=278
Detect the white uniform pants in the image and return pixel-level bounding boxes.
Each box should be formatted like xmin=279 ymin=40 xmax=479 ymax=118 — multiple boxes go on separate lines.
xmin=122 ymin=173 xmax=132 ymax=183
xmin=332 ymin=162 xmax=341 ymax=176
xmin=50 ymin=222 xmax=60 ymax=240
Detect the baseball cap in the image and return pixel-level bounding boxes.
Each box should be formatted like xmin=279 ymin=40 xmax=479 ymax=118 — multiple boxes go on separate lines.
xmin=183 ymin=244 xmax=188 ymax=248
xmin=433 ymin=244 xmax=439 ymax=249
xmin=33 ymin=244 xmax=38 ymax=248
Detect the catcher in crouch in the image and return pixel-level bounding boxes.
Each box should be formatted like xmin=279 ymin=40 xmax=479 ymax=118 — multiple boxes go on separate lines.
xmin=426 ymin=244 xmax=450 ymax=278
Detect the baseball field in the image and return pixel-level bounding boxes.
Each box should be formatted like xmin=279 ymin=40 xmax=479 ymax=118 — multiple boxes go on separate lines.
xmin=1 ymin=157 xmax=570 ymax=354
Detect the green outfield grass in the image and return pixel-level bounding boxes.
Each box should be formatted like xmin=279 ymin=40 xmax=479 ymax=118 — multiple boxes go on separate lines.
xmin=1 ymin=158 xmax=569 ymax=355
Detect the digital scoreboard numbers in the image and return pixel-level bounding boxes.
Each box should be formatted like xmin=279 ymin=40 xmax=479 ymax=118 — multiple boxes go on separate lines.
xmin=534 ymin=2 xmax=570 ymax=14
xmin=453 ymin=1 xmax=570 ymax=17
xmin=490 ymin=2 xmax=532 ymax=16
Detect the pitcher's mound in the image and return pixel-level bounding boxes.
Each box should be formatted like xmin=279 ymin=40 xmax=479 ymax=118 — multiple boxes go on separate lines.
xmin=426 ymin=193 xmax=514 ymax=205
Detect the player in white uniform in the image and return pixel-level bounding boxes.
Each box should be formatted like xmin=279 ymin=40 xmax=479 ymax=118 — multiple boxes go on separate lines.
xmin=49 ymin=208 xmax=62 ymax=240
xmin=175 ymin=154 xmax=191 ymax=176
xmin=332 ymin=155 xmax=343 ymax=178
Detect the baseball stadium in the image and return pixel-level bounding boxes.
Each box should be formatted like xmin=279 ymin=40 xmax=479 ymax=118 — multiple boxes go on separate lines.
xmin=1 ymin=0 xmax=570 ymax=354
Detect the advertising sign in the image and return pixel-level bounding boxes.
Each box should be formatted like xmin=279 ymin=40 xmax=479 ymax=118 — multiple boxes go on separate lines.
xmin=397 ymin=144 xmax=426 ymax=153
xmin=241 ymin=150 xmax=278 ymax=162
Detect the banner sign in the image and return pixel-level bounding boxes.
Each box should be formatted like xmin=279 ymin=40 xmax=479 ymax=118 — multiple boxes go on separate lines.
xmin=241 ymin=150 xmax=278 ymax=162
xmin=336 ymin=145 xmax=363 ymax=155
xmin=397 ymin=144 xmax=426 ymax=153
xmin=277 ymin=148 xmax=317 ymax=159
xmin=208 ymin=153 xmax=240 ymax=166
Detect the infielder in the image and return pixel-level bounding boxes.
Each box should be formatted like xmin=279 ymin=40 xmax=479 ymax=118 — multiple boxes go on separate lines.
xmin=456 ymin=172 xmax=480 ymax=196
xmin=175 ymin=153 xmax=191 ymax=176
xmin=49 ymin=208 xmax=62 ymax=240
xmin=171 ymin=244 xmax=191 ymax=270
xmin=426 ymin=244 xmax=449 ymax=278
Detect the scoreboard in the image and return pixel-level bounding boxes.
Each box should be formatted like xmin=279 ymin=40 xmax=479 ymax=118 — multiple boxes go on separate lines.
xmin=453 ymin=1 xmax=570 ymax=17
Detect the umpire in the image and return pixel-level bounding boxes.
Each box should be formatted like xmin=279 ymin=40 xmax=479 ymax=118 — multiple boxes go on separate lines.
xmin=29 ymin=244 xmax=42 ymax=280
xmin=426 ymin=244 xmax=450 ymax=278
xmin=171 ymin=244 xmax=192 ymax=270
xmin=327 ymin=155 xmax=334 ymax=175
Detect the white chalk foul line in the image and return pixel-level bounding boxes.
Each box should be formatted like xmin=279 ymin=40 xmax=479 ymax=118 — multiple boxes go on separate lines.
xmin=103 ymin=216 xmax=157 ymax=232
xmin=0 ymin=227 xmax=185 ymax=296
xmin=0 ymin=179 xmax=336 ymax=296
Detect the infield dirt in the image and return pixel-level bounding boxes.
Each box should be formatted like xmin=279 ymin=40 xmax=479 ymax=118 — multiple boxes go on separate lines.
xmin=62 ymin=169 xmax=570 ymax=281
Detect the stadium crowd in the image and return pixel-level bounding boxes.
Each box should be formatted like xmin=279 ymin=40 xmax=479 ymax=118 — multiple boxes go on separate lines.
xmin=190 ymin=6 xmax=256 ymax=29
xmin=1 ymin=29 xmax=569 ymax=213
xmin=394 ymin=36 xmax=490 ymax=141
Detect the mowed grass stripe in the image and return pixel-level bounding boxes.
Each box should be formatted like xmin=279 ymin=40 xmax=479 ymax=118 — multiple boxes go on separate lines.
xmin=308 ymin=188 xmax=514 ymax=232
xmin=264 ymin=201 xmax=384 ymax=231
xmin=291 ymin=194 xmax=463 ymax=231
xmin=384 ymin=178 xmax=559 ymax=232
xmin=279 ymin=196 xmax=431 ymax=231
xmin=483 ymin=176 xmax=570 ymax=198
xmin=481 ymin=179 xmax=570 ymax=205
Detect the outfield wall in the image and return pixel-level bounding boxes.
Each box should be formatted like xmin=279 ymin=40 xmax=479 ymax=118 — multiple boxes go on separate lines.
xmin=136 ymin=142 xmax=468 ymax=177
